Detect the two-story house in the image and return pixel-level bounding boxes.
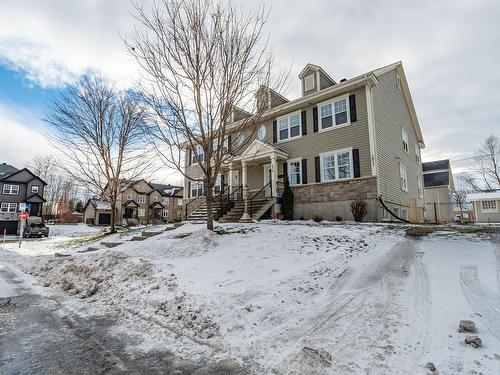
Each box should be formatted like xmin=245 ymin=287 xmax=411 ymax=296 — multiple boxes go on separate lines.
xmin=0 ymin=163 xmax=47 ymax=234
xmin=84 ymin=179 xmax=183 ymax=226
xmin=183 ymin=61 xmax=426 ymax=222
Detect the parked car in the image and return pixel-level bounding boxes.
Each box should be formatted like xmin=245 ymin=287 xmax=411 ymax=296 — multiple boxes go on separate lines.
xmin=23 ymin=217 xmax=49 ymax=238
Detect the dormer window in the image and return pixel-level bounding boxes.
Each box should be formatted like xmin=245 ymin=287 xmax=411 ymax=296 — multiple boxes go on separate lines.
xmin=304 ymin=74 xmax=315 ymax=92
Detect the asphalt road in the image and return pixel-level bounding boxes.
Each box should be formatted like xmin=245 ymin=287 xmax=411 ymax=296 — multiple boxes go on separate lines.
xmin=0 ymin=266 xmax=247 ymax=375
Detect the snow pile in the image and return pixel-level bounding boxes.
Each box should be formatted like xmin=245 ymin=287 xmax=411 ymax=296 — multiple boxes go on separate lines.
xmin=27 ymin=248 xmax=221 ymax=345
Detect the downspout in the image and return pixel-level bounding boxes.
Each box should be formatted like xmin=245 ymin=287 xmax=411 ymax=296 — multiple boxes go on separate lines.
xmin=378 ymin=195 xmax=410 ymax=223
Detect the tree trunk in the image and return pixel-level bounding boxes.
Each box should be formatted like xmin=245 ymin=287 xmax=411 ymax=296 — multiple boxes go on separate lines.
xmin=110 ymin=201 xmax=116 ymax=233
xmin=205 ymin=187 xmax=214 ymax=231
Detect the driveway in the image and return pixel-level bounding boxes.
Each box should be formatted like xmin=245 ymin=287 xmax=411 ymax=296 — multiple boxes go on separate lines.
xmin=0 ymin=265 xmax=247 ymax=375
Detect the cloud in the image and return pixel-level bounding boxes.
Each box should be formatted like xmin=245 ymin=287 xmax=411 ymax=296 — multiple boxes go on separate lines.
xmin=0 ymin=0 xmax=499 ymax=174
xmin=0 ymin=101 xmax=53 ymax=166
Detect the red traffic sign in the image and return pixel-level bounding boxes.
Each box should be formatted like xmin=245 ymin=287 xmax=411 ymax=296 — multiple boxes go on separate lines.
xmin=18 ymin=211 xmax=29 ymax=220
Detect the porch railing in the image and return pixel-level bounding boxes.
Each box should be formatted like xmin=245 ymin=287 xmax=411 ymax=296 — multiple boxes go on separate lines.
xmin=249 ymin=181 xmax=272 ymax=217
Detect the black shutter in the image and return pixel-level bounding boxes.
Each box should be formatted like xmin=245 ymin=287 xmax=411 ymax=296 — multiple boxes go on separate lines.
xmin=273 ymin=120 xmax=277 ymax=143
xmin=349 ymin=95 xmax=357 ymax=122
xmin=353 ymin=149 xmax=360 ymax=178
xmin=301 ymin=110 xmax=307 ymax=136
xmin=313 ymin=107 xmax=318 ymax=132
xmin=301 ymin=159 xmax=308 ymax=184
xmin=187 ymin=149 xmax=192 ymax=166
xmin=283 ymin=162 xmax=288 ymax=182
xmin=315 ymin=156 xmax=321 ymax=182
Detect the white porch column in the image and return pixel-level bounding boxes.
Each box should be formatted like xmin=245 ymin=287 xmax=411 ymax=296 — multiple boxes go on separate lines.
xmin=228 ymin=163 xmax=234 ymax=193
xmin=270 ymin=153 xmax=277 ymax=197
xmin=241 ymin=160 xmax=248 ymax=189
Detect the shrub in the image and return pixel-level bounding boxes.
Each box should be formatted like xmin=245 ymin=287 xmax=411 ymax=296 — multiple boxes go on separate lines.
xmin=312 ymin=215 xmax=323 ymax=223
xmin=281 ymin=177 xmax=294 ymax=220
xmin=350 ymin=199 xmax=368 ymax=222
xmin=335 ymin=215 xmax=343 ymax=222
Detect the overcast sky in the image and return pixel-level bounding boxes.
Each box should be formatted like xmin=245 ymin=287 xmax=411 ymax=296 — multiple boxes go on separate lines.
xmin=0 ymin=0 xmax=498 ymax=183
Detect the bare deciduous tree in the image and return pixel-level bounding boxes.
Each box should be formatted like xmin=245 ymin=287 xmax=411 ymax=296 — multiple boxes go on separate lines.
xmin=45 ymin=75 xmax=152 ymax=232
xmin=27 ymin=155 xmax=79 ymax=217
xmin=464 ymin=135 xmax=500 ymax=191
xmin=126 ymin=0 xmax=286 ymax=230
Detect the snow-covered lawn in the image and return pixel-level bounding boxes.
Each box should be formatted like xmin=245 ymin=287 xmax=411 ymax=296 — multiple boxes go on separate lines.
xmin=0 ymin=222 xmax=499 ymax=374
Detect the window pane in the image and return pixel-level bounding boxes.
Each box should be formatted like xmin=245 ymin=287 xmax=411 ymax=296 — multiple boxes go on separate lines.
xmin=334 ymin=99 xmax=347 ymax=113
xmin=337 ymin=152 xmax=351 ymax=179
xmin=290 ymin=125 xmax=300 ymax=137
xmin=320 ymin=103 xmax=332 ymax=117
xmin=335 ymin=111 xmax=347 ymax=125
xmin=321 ymin=115 xmax=333 ymax=129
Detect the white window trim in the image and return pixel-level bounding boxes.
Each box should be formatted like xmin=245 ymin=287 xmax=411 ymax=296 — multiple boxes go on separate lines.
xmin=2 ymin=184 xmax=19 ymax=195
xmin=318 ymin=93 xmax=351 ymax=132
xmin=400 ymin=163 xmax=408 ymax=192
xmin=304 ymin=74 xmax=315 ymax=92
xmin=277 ymin=111 xmax=302 ymax=143
xmin=402 ymin=128 xmax=409 ymax=154
xmin=319 ymin=147 xmax=354 ymax=182
xmin=0 ymin=202 xmax=17 ymax=213
xmin=287 ymin=158 xmax=302 ymax=186
xmin=481 ymin=200 xmax=498 ymax=213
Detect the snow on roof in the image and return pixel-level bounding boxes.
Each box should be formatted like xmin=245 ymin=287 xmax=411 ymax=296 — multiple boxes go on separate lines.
xmin=467 ymin=191 xmax=500 ymax=201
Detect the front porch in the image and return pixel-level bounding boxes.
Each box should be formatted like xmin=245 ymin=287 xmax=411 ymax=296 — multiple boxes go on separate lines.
xmin=186 ymin=140 xmax=289 ymax=222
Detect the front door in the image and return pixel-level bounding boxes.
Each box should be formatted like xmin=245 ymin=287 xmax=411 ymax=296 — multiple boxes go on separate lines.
xmin=263 ymin=164 xmax=272 ymax=197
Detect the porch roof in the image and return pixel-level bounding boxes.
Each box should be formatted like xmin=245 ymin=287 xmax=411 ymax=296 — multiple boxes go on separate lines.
xmin=234 ymin=139 xmax=289 ymax=163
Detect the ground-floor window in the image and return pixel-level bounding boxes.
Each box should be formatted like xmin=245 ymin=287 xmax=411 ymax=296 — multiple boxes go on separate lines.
xmin=481 ymin=200 xmax=497 ymax=212
xmin=0 ymin=202 xmax=17 ymax=213
xmin=320 ymin=149 xmax=352 ymax=181
xmin=288 ymin=160 xmax=301 ymax=185
xmin=191 ymin=181 xmax=203 ymax=198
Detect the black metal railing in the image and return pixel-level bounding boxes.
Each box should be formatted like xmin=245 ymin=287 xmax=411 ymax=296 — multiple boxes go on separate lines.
xmin=249 ymin=181 xmax=272 ymax=217
xmin=185 ymin=195 xmax=205 ymax=219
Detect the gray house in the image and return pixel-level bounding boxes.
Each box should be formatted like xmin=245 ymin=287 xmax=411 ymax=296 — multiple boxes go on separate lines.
xmin=184 ymin=61 xmax=426 ymax=222
xmin=422 ymin=159 xmax=455 ymax=223
xmin=0 ymin=163 xmax=47 ymax=234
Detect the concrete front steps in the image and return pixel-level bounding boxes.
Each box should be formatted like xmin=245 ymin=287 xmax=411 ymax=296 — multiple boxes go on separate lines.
xmin=219 ymin=198 xmax=274 ymax=223
xmin=187 ymin=202 xmax=223 ymax=221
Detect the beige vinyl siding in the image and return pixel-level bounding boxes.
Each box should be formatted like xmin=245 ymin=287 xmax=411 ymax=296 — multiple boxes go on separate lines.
xmin=373 ymin=69 xmax=425 ymax=212
xmin=260 ymin=86 xmax=371 ymax=184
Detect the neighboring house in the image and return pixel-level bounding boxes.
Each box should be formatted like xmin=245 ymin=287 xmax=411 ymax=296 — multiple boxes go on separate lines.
xmin=0 ymin=162 xmax=47 ymax=235
xmin=467 ymin=191 xmax=500 ymax=223
xmin=422 ymin=159 xmax=455 ymax=223
xmin=83 ymin=179 xmax=183 ymax=226
xmin=183 ymin=61 xmax=426 ymax=222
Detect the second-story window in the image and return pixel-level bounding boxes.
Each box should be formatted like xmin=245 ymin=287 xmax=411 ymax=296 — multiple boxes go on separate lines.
xmin=192 ymin=145 xmax=204 ymax=163
xmin=402 ymin=128 xmax=409 ymax=153
xmin=137 ymin=195 xmax=146 ymax=204
xmin=31 ymin=185 xmax=39 ymax=194
xmin=278 ymin=112 xmax=301 ymax=142
xmin=2 ymin=184 xmax=19 ymax=195
xmin=319 ymin=95 xmax=350 ymax=130
xmin=415 ymin=143 xmax=421 ymax=164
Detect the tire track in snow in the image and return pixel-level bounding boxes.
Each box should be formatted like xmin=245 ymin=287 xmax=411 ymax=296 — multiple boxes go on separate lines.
xmin=280 ymin=240 xmax=420 ymax=374
xmin=459 ymin=265 xmax=500 ymax=341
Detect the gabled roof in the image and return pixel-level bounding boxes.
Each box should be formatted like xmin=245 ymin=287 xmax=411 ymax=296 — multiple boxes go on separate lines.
xmin=0 ymin=166 xmax=48 ymax=185
xmin=298 ymin=63 xmax=336 ymax=85
xmin=0 ymin=163 xmax=18 ymax=179
xmin=236 ymin=139 xmax=289 ymax=162
xmin=149 ymin=182 xmax=183 ymax=197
